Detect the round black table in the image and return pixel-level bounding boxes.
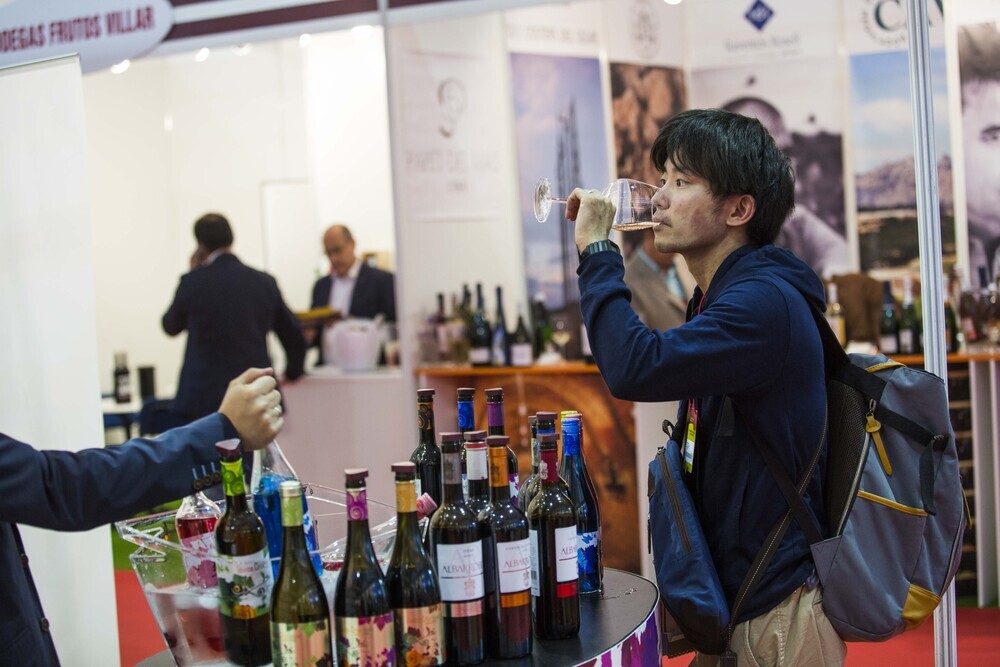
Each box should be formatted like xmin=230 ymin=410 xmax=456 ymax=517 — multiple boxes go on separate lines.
xmin=139 ymin=568 xmax=659 ymax=667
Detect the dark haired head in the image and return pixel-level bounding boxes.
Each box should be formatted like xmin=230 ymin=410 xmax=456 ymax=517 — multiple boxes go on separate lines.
xmin=650 ymin=108 xmax=794 ymax=246
xmin=193 ymin=213 xmax=233 ymax=252
xmin=958 ymin=23 xmax=1000 ymax=104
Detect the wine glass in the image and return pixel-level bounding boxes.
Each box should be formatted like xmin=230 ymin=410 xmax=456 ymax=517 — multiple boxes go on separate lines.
xmin=551 ymin=320 xmax=572 ymax=361
xmin=533 ymin=177 xmax=658 ymax=230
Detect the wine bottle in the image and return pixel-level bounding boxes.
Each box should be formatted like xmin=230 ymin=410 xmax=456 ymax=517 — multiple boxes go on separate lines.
xmin=176 ymin=491 xmax=221 ymax=588
xmin=878 ymin=281 xmax=899 ymax=355
xmin=333 ymin=469 xmax=396 ymax=667
xmin=214 ymin=439 xmax=273 ymax=667
xmin=559 ymin=414 xmax=603 ymax=595
xmin=410 ymin=388 xmax=442 ymax=508
xmin=429 ymin=432 xmax=485 ymax=665
xmin=515 ymin=416 xmax=538 ymax=514
xmin=434 ymin=293 xmax=451 ymax=362
xmin=479 ymin=436 xmax=532 ymax=658
xmin=519 ymin=412 xmax=567 ymax=511
xmin=448 ymin=293 xmax=470 ymax=364
xmin=510 ymin=310 xmax=534 ymax=368
xmin=252 ymin=441 xmax=321 ymax=577
xmin=465 ymin=432 xmax=490 ymax=518
xmin=457 ymin=387 xmax=475 ymax=498
xmin=531 ymin=294 xmax=552 ymax=360
xmin=469 ymin=283 xmax=492 ymax=367
xmin=113 ymin=352 xmax=132 ymax=403
xmin=271 ymin=480 xmax=333 ymax=667
xmin=386 ymin=462 xmax=445 ymax=666
xmin=944 ymin=273 xmax=960 ymax=354
xmin=899 ymin=276 xmax=920 ymax=354
xmin=491 ymin=286 xmax=511 ymax=367
xmin=825 ymin=282 xmax=846 ymax=346
xmin=484 ymin=388 xmax=519 ymax=497
xmin=527 ymin=433 xmax=580 ymax=639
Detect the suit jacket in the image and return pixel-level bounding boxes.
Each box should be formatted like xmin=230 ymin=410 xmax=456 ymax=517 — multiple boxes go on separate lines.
xmin=622 ymin=252 xmax=692 ymax=331
xmin=0 ymin=414 xmax=236 ymax=666
xmin=310 ymin=263 xmax=396 ymax=364
xmin=163 ymin=253 xmax=306 ymax=419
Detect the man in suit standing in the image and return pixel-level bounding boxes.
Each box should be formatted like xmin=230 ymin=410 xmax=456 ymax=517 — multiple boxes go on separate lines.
xmin=163 ymin=213 xmax=306 ymax=421
xmin=306 ymin=224 xmax=397 ymax=364
xmin=623 ymin=229 xmax=694 ymax=331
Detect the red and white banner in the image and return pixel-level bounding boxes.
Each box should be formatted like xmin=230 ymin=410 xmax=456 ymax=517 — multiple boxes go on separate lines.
xmin=0 ymin=0 xmax=172 ymax=73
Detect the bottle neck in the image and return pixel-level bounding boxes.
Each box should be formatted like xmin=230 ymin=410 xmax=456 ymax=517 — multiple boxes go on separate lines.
xmin=486 ymin=400 xmax=504 ymax=436
xmin=467 ymin=446 xmax=489 ymax=500
xmin=539 ymin=448 xmax=560 ymax=485
xmin=457 ymin=400 xmax=474 ymax=433
xmin=562 ymin=424 xmax=581 ymax=475
xmin=442 ymin=449 xmax=464 ymax=503
xmin=280 ymin=494 xmax=310 ymax=561
xmin=488 ymin=448 xmax=511 ymax=503
xmin=221 ymin=458 xmax=248 ymax=512
xmin=530 ymin=430 xmax=538 ymax=472
xmin=346 ymin=485 xmax=374 ymax=546
xmin=418 ymin=400 xmax=436 ymax=447
xmin=394 ymin=480 xmax=424 ymax=554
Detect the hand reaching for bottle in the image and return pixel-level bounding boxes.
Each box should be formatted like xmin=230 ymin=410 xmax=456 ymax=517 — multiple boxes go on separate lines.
xmin=218 ymin=368 xmax=284 ymax=450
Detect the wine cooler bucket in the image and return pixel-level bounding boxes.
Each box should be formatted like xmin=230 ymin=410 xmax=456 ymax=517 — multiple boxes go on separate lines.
xmin=115 ymin=483 xmax=397 ymax=666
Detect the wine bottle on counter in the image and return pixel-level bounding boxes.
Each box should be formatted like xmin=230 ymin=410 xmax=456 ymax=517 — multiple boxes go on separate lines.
xmin=385 ymin=462 xmax=445 ymax=666
xmin=434 ymin=293 xmax=450 ymax=362
xmin=479 ymin=435 xmax=532 ymax=659
xmin=944 ymin=273 xmax=960 ymax=354
xmin=464 ymin=432 xmax=490 ymax=518
xmin=484 ymin=388 xmax=519 ymax=497
xmin=410 ymin=388 xmax=443 ymax=508
xmin=469 ymin=283 xmax=492 ymax=367
xmin=959 ymin=269 xmax=983 ymax=347
xmin=492 ymin=286 xmax=511 ymax=367
xmin=430 ymin=432 xmax=486 ymax=666
xmin=520 ymin=412 xmax=566 ymax=510
xmin=528 ymin=433 xmax=580 ymax=640
xmin=879 ymin=281 xmax=899 ymax=355
xmin=334 ymin=469 xmax=396 ymax=667
xmin=559 ymin=414 xmax=603 ymax=595
xmin=899 ymin=276 xmax=920 ymax=354
xmin=531 ymin=294 xmax=553 ymax=359
xmin=113 ymin=352 xmax=132 ymax=403
xmin=176 ymin=491 xmax=221 ymax=589
xmin=271 ymin=480 xmax=332 ymax=667
xmin=457 ymin=387 xmax=475 ymax=498
xmin=516 ymin=416 xmax=538 ymax=514
xmin=214 ymin=439 xmax=273 ymax=667
xmin=510 ymin=310 xmax=534 ymax=368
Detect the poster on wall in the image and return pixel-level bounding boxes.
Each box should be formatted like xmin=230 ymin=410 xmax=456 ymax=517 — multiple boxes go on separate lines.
xmin=684 ymin=0 xmax=838 ymax=69
xmin=691 ymin=59 xmax=850 ymax=278
xmin=958 ymin=21 xmax=1000 ymax=282
xmin=603 ymin=0 xmax=684 ymax=66
xmin=849 ymin=49 xmax=954 ymax=273
xmin=511 ymin=53 xmax=610 ymax=356
xmin=397 ymin=49 xmax=503 ymax=222
xmin=842 ymin=0 xmax=944 ymax=55
xmin=504 ymin=1 xmax=603 ymax=57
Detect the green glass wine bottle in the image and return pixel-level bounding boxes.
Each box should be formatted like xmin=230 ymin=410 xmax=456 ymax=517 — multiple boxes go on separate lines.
xmin=385 ymin=462 xmax=445 ymax=665
xmin=270 ymin=480 xmax=332 ymax=666
xmin=333 ymin=469 xmax=396 ymax=667
xmin=214 ymin=439 xmax=273 ymax=666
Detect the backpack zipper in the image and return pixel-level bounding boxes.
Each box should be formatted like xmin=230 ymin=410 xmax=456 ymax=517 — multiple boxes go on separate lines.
xmin=865 ymin=398 xmax=893 ymax=476
xmin=657 ymin=446 xmax=692 ymax=553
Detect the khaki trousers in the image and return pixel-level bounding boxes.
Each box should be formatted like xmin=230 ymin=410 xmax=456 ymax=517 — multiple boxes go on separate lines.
xmin=689 ymin=584 xmax=846 ymax=667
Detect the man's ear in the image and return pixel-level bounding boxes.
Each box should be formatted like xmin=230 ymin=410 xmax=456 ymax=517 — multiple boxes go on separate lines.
xmin=726 ymin=194 xmax=756 ymax=229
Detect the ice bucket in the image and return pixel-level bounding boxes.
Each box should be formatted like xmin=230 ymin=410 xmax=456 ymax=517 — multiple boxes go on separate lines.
xmin=115 ymin=483 xmax=398 ymax=666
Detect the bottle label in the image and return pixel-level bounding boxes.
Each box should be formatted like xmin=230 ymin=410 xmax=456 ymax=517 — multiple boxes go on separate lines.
xmin=509 ymin=473 xmax=519 ymax=496
xmin=414 ymin=477 xmax=423 ymax=499
xmin=435 ymin=542 xmax=484 ymax=601
xmin=511 ymin=343 xmax=533 ymax=367
xmin=217 ymin=549 xmax=273 ymax=619
xmin=563 ymin=429 xmax=580 ymax=456
xmin=529 ymin=529 xmax=540 ymax=596
xmin=900 ymin=330 xmax=914 ymax=353
xmin=418 ymin=402 xmax=434 ymax=432
xmin=443 ymin=453 xmax=462 ymax=486
xmin=555 ymin=525 xmax=578 ymax=583
xmin=488 ymin=450 xmax=507 ymax=489
xmin=457 ymin=401 xmax=474 ymax=431
xmin=271 ymin=618 xmax=332 ymax=667
xmin=462 ymin=474 xmax=469 ymax=498
xmin=221 ymin=458 xmax=246 ymax=496
xmin=486 ymin=403 xmax=503 ymax=430
xmin=396 ymin=482 xmax=417 ymax=513
xmin=395 ymin=604 xmax=444 ymax=666
xmin=879 ymin=334 xmax=899 ymax=355
xmin=180 ymin=532 xmax=218 ymax=588
xmin=469 ymin=347 xmax=490 ymax=364
xmin=578 ymin=530 xmax=601 ymax=591
xmin=335 ymin=613 xmax=395 ymax=667
xmin=347 ymin=488 xmax=368 ymax=521
xmin=496 ymin=538 xmax=531 ymax=594
xmin=467 ymin=448 xmax=488 ymax=482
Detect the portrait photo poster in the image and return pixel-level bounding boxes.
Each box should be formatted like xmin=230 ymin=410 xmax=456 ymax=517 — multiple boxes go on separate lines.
xmin=849 ymin=49 xmax=955 ymax=274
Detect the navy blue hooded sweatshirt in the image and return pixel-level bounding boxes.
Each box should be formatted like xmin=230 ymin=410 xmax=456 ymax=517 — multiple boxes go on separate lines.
xmin=578 ymin=243 xmax=828 ymax=624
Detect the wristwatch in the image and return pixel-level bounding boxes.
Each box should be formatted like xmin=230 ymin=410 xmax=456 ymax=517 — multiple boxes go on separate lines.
xmin=579 ymin=239 xmax=622 ymax=262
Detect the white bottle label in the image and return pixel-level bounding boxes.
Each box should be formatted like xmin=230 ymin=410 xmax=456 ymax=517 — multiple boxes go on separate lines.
xmin=555 ymin=525 xmax=578 ymax=583
xmin=511 ymin=343 xmax=533 ymax=367
xmin=496 ymin=538 xmax=532 ymax=594
xmin=879 ymin=335 xmax=898 ymax=354
xmin=469 ymin=347 xmax=490 ymax=364
xmin=467 ymin=449 xmax=488 ymax=482
xmin=414 ymin=478 xmax=422 ymax=498
xmin=529 ymin=529 xmax=540 ymax=596
xmin=435 ymin=542 xmax=484 ymax=601
xmin=900 ymin=329 xmax=914 ymax=353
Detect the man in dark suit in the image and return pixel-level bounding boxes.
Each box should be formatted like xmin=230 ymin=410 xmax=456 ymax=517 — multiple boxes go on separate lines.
xmin=1 ymin=367 xmax=283 ymax=666
xmin=163 ymin=213 xmax=306 ymax=420
xmin=307 ymin=224 xmax=396 ymax=364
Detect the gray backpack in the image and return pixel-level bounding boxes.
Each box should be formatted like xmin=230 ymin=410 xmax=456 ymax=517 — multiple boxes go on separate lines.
xmin=755 ymin=306 xmax=970 ymax=642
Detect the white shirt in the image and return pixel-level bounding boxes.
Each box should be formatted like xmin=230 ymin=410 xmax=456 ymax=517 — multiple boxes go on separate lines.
xmin=329 ymin=258 xmax=363 ymax=314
